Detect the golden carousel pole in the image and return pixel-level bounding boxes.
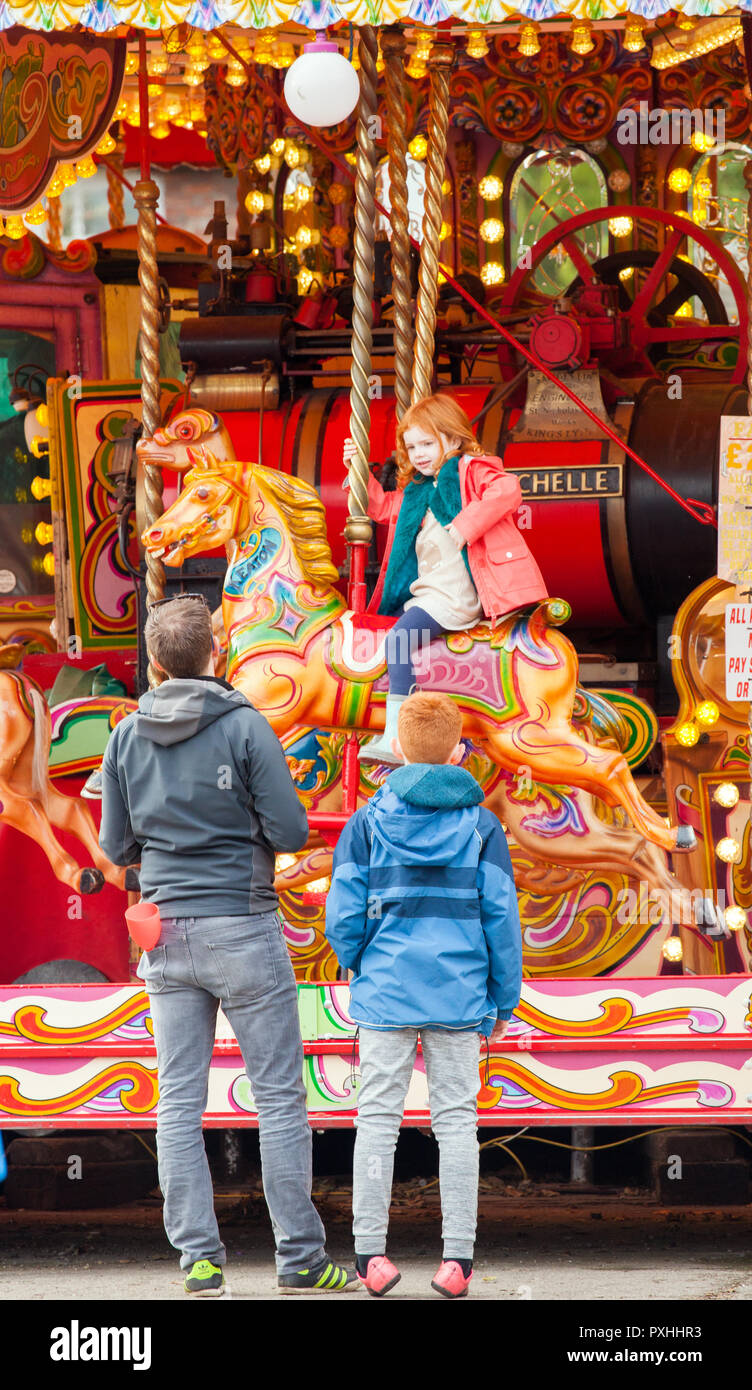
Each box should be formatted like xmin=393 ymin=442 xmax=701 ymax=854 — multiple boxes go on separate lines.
xmin=343 ymin=24 xmax=379 ymax=808
xmin=381 ymin=26 xmax=413 ymax=422
xmin=134 ymin=31 xmax=165 ymax=687
xmin=412 ymin=40 xmax=454 ymax=403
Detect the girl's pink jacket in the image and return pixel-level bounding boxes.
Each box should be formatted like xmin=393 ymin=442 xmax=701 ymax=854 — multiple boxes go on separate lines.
xmin=366 ymin=452 xmax=549 ymax=621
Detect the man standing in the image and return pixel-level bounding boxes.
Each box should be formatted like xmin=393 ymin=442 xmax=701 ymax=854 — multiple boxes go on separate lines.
xmin=100 ymin=594 xmax=356 ymax=1296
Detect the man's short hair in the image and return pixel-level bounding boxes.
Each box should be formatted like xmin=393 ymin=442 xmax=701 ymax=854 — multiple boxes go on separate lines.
xmin=144 ymin=598 xmax=213 ymax=679
xmin=397 ymin=691 xmax=462 ymax=765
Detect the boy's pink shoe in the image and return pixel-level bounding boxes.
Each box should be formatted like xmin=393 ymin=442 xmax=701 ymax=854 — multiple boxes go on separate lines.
xmin=431 ymin=1261 xmax=473 ymax=1299
xmin=358 ymin=1256 xmax=402 ymax=1297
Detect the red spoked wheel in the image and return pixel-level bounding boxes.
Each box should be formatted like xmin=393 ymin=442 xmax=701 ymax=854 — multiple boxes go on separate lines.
xmin=496 ymin=205 xmax=748 ymax=384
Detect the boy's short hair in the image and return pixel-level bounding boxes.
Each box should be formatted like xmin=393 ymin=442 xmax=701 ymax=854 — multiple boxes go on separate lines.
xmin=398 ymin=691 xmax=462 ymax=765
xmin=144 ymin=598 xmax=213 ymax=679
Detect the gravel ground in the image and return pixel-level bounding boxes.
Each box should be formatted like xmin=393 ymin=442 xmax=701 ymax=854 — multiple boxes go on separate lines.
xmin=1 ymin=1185 xmax=751 ymax=1302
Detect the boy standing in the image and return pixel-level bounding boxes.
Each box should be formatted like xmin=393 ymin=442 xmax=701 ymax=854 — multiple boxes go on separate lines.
xmin=325 ymin=691 xmax=522 ymax=1299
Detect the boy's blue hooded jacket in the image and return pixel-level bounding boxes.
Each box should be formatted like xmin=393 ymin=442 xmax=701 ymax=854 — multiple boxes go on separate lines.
xmin=325 ymin=764 xmax=522 ymax=1037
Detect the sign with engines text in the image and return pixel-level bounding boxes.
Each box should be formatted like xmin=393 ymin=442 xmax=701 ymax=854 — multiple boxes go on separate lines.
xmin=718 ymin=417 xmax=752 ymax=595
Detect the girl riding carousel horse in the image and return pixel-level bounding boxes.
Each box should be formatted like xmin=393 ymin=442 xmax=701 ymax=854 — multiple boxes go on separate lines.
xmin=343 ymin=392 xmax=549 ymax=763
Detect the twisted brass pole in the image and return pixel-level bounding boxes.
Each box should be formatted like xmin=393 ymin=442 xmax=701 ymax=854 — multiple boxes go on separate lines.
xmin=47 ymin=195 xmax=62 ymax=251
xmin=346 ymin=24 xmax=378 ymax=547
xmin=412 ymin=41 xmax=454 ymax=403
xmin=134 ymin=176 xmax=165 ymax=686
xmin=382 ymin=26 xmax=413 ymax=422
xmin=107 ymin=136 xmax=126 ymax=230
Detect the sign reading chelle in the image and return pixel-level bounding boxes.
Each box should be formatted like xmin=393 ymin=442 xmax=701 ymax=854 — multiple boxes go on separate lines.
xmin=506 ymin=465 xmax=623 ymax=499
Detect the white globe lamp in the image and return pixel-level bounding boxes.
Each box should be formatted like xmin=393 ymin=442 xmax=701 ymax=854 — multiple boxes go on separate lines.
xmin=284 ymin=37 xmax=360 ymax=128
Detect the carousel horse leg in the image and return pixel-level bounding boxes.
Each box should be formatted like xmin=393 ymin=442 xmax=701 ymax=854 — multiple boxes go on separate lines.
xmin=45 ymin=786 xmax=127 ymax=891
xmin=489 ymin=722 xmax=693 ymax=857
xmin=0 ymin=786 xmax=103 ymax=894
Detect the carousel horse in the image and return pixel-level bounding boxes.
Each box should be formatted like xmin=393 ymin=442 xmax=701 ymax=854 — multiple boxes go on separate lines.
xmin=0 ymin=645 xmax=126 ymax=895
xmin=139 ymin=408 xmax=694 ymax=857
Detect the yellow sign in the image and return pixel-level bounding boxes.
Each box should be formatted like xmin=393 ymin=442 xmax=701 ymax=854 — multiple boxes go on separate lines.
xmin=718 ymin=417 xmax=752 ymax=593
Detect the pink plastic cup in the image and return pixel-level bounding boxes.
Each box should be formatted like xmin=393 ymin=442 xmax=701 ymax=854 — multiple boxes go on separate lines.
xmin=124 ymin=900 xmax=161 ymax=951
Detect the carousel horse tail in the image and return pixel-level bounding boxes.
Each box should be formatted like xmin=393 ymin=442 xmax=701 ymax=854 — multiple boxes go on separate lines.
xmin=573 ymin=685 xmax=631 ymax=752
xmin=29 ymin=685 xmax=51 ymax=812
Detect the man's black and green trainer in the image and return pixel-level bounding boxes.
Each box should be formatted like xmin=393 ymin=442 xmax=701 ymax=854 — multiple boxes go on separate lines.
xmin=278 ymin=1258 xmax=360 ymax=1294
xmin=184 ymin=1259 xmax=225 ymax=1297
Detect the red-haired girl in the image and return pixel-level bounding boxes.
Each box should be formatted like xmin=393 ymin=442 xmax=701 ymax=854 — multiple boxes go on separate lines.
xmin=343 ymin=391 xmax=548 ymax=763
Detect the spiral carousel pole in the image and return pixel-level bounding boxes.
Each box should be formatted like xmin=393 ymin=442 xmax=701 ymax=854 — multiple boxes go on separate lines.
xmin=382 ymin=26 xmax=413 ymax=422
xmin=412 ymin=40 xmax=454 ymax=404
xmin=343 ymin=24 xmax=379 ymax=809
xmin=135 ymin=32 xmax=165 ymax=688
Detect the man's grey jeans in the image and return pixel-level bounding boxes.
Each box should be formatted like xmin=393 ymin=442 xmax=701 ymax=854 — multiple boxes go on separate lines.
xmin=138 ymin=912 xmax=326 ymax=1274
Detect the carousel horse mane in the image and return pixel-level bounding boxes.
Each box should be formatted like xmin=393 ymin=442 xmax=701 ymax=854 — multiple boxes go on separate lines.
xmin=245 ymin=463 xmax=340 ymax=590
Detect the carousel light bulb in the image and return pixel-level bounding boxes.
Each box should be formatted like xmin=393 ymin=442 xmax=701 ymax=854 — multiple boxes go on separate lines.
xmin=186 ymin=36 xmax=209 ymax=69
xmin=608 ymin=216 xmax=633 ymax=237
xmin=271 ymin=137 xmax=286 ymax=156
xmin=245 ymin=190 xmax=266 ymax=215
xmin=125 ymin=52 xmax=139 ymax=74
xmin=479 ymin=217 xmax=504 ymax=243
xmin=24 ymin=201 xmax=48 ymax=225
xmin=60 ymin=163 xmax=77 ymax=188
xmin=4 ymin=216 xmax=25 ymax=239
xmin=676 ymin=721 xmax=700 ymax=746
xmin=114 ymin=97 xmax=129 ymax=120
xmin=481 ymin=261 xmax=505 ymax=287
xmin=408 ymin=134 xmax=428 ymax=160
xmin=662 ymin=936 xmax=683 ymax=962
xmin=623 ymin=14 xmax=646 ymax=52
xmin=151 ymin=122 xmax=170 ymax=139
xmin=284 ymin=143 xmax=302 ymax=168
xmin=272 ymin=42 xmax=295 ymax=70
xmin=75 ymin=155 xmax=97 ymax=179
xmin=47 ymin=174 xmax=64 ymax=198
xmin=714 ymin=782 xmax=740 ymax=808
xmin=225 ymin=59 xmax=247 ymax=87
xmin=571 ymin=20 xmax=595 ymax=55
xmin=675 ymin=301 xmax=693 ymax=317
xmin=344 ymin=150 xmax=357 ymax=165
xmin=691 ymin=130 xmax=715 ymax=153
xmin=439 ymin=221 xmax=452 ymax=241
xmin=255 ymin=153 xmax=272 ymax=174
xmin=295 ymin=225 xmax=320 ymax=248
xmin=668 ymin=167 xmax=692 ymax=193
xmin=695 ymin=700 xmax=719 ymax=726
xmin=36 ymin=404 xmax=48 ymax=427
xmin=30 ymin=436 xmax=49 ymax=458
xmin=183 ymin=65 xmax=203 ymax=86
xmin=328 ymin=181 xmax=348 ymax=205
xmin=296 ymin=184 xmax=314 ymax=206
xmin=725 ymin=906 xmax=748 ymax=932
xmin=618 ymin=265 xmax=634 ymax=281
xmin=466 ymin=28 xmax=489 ymax=59
xmin=95 ymin=132 xmax=116 ymax=156
xmin=479 ymin=174 xmax=503 ymax=201
xmin=35 ymin=522 xmax=54 ymax=547
xmin=206 ymin=34 xmax=227 ymax=62
xmin=283 ymin=36 xmax=360 ymax=128
xmin=298 ymin=266 xmax=314 ymax=293
xmin=31 ymin=475 xmax=52 ymax=500
xmin=716 ymin=836 xmax=741 ymax=863
xmin=518 ymin=23 xmax=540 ymax=57
xmin=42 ymin=552 xmax=55 ymax=577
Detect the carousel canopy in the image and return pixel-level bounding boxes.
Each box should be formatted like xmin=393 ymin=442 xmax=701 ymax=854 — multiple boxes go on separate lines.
xmin=0 ymin=0 xmax=747 ymax=34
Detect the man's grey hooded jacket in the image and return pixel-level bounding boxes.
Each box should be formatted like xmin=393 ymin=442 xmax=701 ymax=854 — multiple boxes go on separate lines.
xmin=99 ymin=676 xmax=308 ymax=917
